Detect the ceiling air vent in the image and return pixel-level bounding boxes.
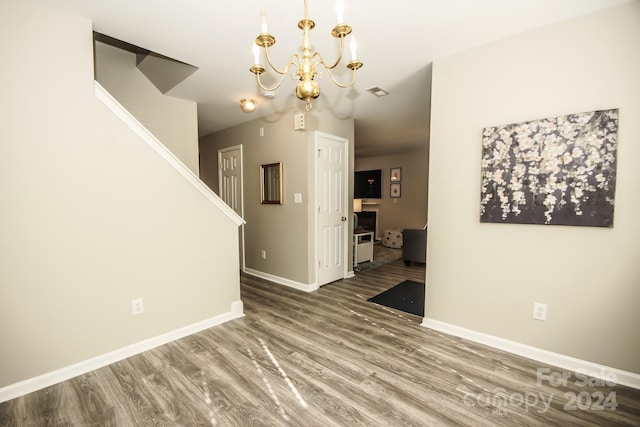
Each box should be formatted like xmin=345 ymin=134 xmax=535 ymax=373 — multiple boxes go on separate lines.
xmin=366 ymin=86 xmax=389 ymax=97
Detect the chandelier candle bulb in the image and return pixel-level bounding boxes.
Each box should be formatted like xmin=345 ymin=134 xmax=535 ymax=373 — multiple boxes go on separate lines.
xmin=252 ymin=44 xmax=260 ymax=65
xmin=336 ymin=0 xmax=344 ymax=23
xmin=260 ymin=11 xmax=268 ymax=33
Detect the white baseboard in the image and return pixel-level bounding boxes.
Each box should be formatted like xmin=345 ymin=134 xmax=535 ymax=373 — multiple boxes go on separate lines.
xmin=244 ymin=268 xmax=319 ymax=292
xmin=421 ymin=318 xmax=640 ymax=390
xmin=0 ymin=301 xmax=244 ymax=403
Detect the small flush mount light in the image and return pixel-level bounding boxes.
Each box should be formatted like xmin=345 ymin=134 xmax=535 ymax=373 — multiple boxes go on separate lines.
xmin=240 ymin=98 xmax=256 ymax=113
xmin=366 ymin=86 xmax=389 ymax=97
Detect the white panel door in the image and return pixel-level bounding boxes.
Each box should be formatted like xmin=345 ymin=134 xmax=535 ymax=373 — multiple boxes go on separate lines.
xmin=218 ymin=145 xmax=244 ymax=269
xmin=218 ymin=146 xmax=243 ymax=217
xmin=316 ymin=133 xmax=348 ymax=286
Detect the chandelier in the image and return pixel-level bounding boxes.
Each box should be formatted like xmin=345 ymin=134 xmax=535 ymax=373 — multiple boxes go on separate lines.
xmin=249 ymin=0 xmax=363 ymax=111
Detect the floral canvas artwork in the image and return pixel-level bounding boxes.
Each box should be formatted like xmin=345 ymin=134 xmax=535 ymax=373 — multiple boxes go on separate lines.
xmin=480 ymin=109 xmax=618 ymax=227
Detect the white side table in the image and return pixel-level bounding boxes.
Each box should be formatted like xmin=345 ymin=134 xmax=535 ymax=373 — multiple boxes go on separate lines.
xmin=353 ymin=231 xmax=374 ymax=268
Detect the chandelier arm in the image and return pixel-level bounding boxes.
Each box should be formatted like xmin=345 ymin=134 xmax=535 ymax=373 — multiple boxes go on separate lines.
xmin=254 ymin=53 xmax=300 ymax=92
xmin=263 ymin=47 xmax=299 ymax=75
xmin=311 ymin=37 xmax=346 ymax=70
xmin=317 ymin=62 xmax=359 ymax=89
xmin=255 ymin=71 xmax=289 ymax=92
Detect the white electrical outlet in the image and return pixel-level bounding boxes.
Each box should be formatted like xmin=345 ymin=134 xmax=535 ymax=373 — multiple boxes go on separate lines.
xmin=261 ymin=250 xmax=267 ymax=259
xmin=132 ymin=297 xmax=144 ymax=316
xmin=532 ymin=302 xmax=547 ymax=321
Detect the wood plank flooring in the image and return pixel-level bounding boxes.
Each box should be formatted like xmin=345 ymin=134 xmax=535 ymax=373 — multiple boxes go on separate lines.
xmin=2 ymin=259 xmax=639 ymax=426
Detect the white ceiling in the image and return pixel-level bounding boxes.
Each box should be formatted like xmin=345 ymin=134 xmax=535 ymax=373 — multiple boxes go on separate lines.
xmin=35 ymin=0 xmax=632 ymax=157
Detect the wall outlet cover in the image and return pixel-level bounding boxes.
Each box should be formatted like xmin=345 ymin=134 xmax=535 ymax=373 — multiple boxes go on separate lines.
xmin=533 ymin=302 xmax=547 ymax=321
xmin=132 ymin=298 xmax=144 ymax=316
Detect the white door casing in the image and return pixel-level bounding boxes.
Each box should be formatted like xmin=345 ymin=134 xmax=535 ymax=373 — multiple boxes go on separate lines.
xmin=315 ymin=132 xmax=349 ymax=286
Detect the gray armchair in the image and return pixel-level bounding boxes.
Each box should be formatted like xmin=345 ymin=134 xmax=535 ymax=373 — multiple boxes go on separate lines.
xmin=402 ymin=228 xmax=427 ymax=266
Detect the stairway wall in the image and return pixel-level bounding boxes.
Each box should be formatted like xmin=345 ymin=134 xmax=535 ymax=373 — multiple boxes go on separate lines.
xmin=95 ymin=41 xmax=200 ymax=175
xmin=0 ymin=0 xmax=241 ymax=394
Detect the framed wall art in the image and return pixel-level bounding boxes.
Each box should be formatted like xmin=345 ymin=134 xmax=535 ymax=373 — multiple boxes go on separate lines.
xmin=480 ymin=109 xmax=619 ymax=227
xmin=390 ymin=182 xmax=401 ymax=198
xmin=390 ymin=167 xmax=402 ymax=182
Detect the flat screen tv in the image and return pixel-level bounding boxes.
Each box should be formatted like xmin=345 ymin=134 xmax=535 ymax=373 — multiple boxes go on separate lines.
xmin=354 ymin=169 xmax=382 ymax=199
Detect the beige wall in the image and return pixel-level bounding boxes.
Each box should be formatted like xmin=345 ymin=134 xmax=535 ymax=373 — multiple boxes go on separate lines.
xmin=0 ymin=0 xmax=240 ymax=388
xmin=94 ymin=41 xmax=200 ymax=175
xmin=200 ymin=111 xmax=354 ymax=284
xmin=427 ymin=2 xmax=640 ymax=373
xmin=355 ymin=149 xmax=429 ymax=234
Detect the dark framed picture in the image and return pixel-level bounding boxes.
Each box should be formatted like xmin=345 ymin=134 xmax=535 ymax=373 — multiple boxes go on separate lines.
xmin=390 ymin=183 xmax=401 ymax=198
xmin=390 ymin=167 xmax=402 ymax=182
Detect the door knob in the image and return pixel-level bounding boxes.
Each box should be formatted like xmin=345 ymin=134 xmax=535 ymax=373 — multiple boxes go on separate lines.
xmin=341 ymin=216 xmax=347 ymax=221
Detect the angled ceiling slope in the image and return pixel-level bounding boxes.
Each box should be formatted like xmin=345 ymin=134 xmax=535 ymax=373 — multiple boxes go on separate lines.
xmin=94 ymin=32 xmax=198 ymax=94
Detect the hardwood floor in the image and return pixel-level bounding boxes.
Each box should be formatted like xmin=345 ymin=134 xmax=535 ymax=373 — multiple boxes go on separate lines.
xmin=2 ymin=260 xmax=639 ymax=426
